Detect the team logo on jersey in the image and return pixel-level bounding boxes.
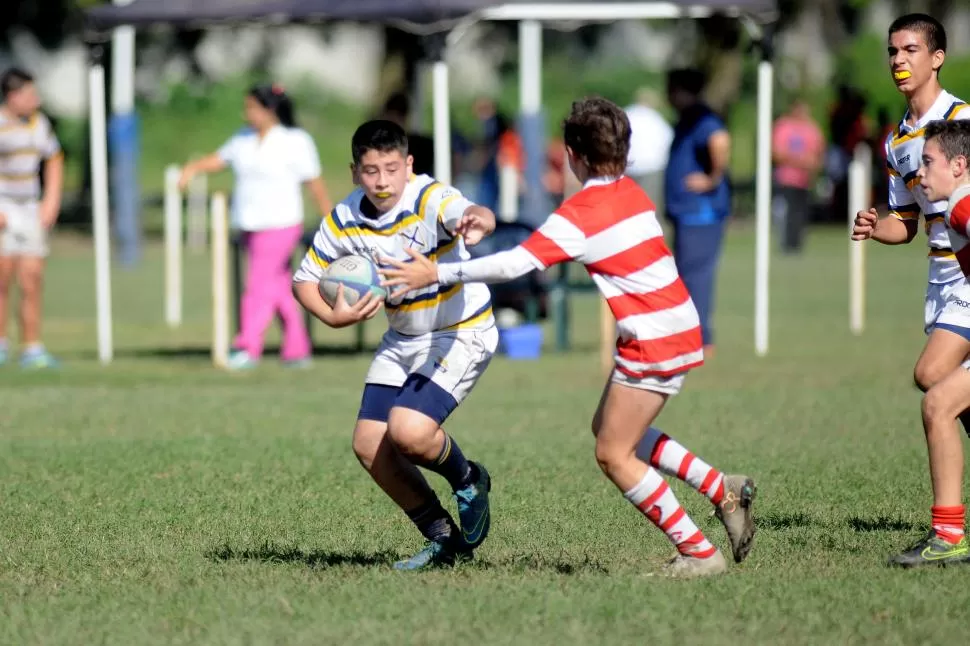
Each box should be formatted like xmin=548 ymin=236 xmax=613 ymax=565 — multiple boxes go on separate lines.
xmin=400 ymin=226 xmax=424 ymax=249
xmin=899 ymin=154 xmax=911 ymax=165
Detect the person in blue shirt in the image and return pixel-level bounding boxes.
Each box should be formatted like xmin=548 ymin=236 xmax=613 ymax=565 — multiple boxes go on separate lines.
xmin=664 ymin=68 xmax=732 ymax=354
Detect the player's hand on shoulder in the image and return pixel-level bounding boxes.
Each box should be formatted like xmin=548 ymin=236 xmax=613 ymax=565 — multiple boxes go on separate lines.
xmin=851 ymin=207 xmax=878 ymax=241
xmin=330 ymin=284 xmax=382 ymax=326
xmin=379 ymin=248 xmax=439 ymax=300
xmin=456 ymin=206 xmax=496 ymax=247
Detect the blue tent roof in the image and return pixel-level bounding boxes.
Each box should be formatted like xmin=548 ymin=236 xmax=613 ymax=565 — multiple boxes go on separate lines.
xmin=86 ymin=0 xmax=777 ymax=32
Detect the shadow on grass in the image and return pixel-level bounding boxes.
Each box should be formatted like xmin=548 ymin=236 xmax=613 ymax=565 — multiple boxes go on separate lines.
xmin=756 ymin=511 xmax=815 ymax=530
xmin=475 ymin=552 xmax=610 ymax=575
xmin=207 ymin=543 xmax=610 ymax=574
xmin=847 ymin=516 xmax=918 ymax=533
xmin=66 ymin=344 xmax=380 ymax=362
xmin=206 ymin=543 xmax=398 ymax=568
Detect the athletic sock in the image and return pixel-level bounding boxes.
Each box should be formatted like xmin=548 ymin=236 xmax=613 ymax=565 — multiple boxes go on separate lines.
xmin=932 ymin=505 xmax=966 ymax=544
xmin=422 ymin=433 xmax=476 ymax=491
xmin=624 ymin=467 xmax=717 ymax=558
xmin=636 ymin=427 xmax=725 ymax=504
xmin=406 ymin=498 xmax=460 ymax=544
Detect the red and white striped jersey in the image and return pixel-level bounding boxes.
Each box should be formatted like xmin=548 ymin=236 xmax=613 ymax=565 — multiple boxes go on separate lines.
xmin=436 ymin=176 xmax=704 ymax=378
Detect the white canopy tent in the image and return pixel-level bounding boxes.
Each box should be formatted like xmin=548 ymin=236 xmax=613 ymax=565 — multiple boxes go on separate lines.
xmin=85 ymin=0 xmax=778 ymax=364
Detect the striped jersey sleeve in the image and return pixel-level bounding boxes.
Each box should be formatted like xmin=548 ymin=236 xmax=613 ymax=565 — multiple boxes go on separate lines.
xmin=520 ymin=214 xmax=588 ymax=268
xmin=38 ymin=114 xmax=60 ymax=159
xmin=886 ymin=132 xmax=919 ymax=222
xmin=420 ymin=182 xmax=475 ymax=234
xmin=293 ymin=209 xmax=344 ymax=283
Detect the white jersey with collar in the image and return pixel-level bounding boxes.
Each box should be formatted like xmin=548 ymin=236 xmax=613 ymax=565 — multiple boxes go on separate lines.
xmin=294 ymin=174 xmax=494 ymax=335
xmin=886 ymin=89 xmax=970 ymax=285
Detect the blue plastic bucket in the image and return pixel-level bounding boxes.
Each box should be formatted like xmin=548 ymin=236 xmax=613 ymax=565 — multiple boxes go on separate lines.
xmin=498 ymin=323 xmax=544 ymax=360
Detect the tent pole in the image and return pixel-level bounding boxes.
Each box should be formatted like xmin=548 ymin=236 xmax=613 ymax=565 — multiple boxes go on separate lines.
xmin=88 ymin=44 xmax=114 ymax=365
xmin=753 ymin=24 xmax=774 ymax=357
xmin=426 ymin=33 xmax=452 ymax=185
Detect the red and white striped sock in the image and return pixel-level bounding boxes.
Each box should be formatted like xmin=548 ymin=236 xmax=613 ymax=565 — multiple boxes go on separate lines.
xmin=624 ymin=467 xmax=717 ymax=558
xmin=636 ymin=427 xmax=725 ymax=505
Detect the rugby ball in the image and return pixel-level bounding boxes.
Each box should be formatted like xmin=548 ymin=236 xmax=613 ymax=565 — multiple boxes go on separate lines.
xmin=318 ymin=255 xmax=387 ymax=307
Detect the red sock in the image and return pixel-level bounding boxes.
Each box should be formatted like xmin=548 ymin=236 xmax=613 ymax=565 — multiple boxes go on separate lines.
xmin=932 ymin=505 xmax=966 ymax=544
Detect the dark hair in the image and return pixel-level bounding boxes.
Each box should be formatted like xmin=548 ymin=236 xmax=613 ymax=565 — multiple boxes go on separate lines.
xmin=351 ymin=119 xmax=409 ymax=166
xmin=925 ymin=119 xmax=970 ymax=162
xmin=1 ymin=67 xmax=34 ymax=100
xmin=562 ymin=97 xmax=631 ymax=177
xmin=248 ymin=83 xmax=296 ymax=127
xmin=667 ymin=68 xmax=707 ymax=97
xmin=889 ymin=14 xmax=947 ymax=53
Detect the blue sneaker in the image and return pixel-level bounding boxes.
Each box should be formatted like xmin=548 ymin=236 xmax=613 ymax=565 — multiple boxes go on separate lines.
xmin=20 ymin=347 xmax=57 ymax=369
xmin=455 ymin=462 xmax=491 ymax=549
xmin=393 ymin=540 xmax=472 ymax=571
xmin=227 ymin=349 xmax=258 ymax=371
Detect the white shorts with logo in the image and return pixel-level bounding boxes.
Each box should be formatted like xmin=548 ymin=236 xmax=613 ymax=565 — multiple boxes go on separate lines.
xmin=610 ymin=369 xmax=687 ymax=396
xmin=366 ymin=325 xmax=499 ymax=404
xmin=0 ymin=199 xmax=48 ymax=258
xmin=925 ymin=279 xmax=970 ymax=369
xmin=925 ymin=280 xmax=970 ymax=335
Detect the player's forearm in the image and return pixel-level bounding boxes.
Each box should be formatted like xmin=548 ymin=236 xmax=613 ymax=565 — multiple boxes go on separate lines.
xmin=437 ymin=246 xmax=539 ymax=285
xmin=871 ymin=216 xmax=917 ymax=245
xmin=42 ymin=154 xmax=64 ymax=211
xmin=293 ymin=279 xmax=338 ymax=327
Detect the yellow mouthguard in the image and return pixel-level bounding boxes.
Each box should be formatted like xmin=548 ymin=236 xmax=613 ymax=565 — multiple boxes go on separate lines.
xmin=894 ymin=71 xmax=912 ymax=80
xmin=376 ymin=192 xmax=392 ymax=199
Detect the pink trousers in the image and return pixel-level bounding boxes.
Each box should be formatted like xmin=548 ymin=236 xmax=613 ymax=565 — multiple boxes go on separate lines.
xmin=233 ymin=224 xmax=311 ymax=361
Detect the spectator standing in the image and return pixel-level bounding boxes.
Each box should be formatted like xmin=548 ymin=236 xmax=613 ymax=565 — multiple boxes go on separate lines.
xmin=772 ymin=98 xmax=824 ymax=253
xmin=625 ymin=87 xmax=674 ymax=209
xmin=179 ymin=84 xmax=331 ymax=371
xmin=665 ymin=68 xmax=732 ymax=354
xmin=0 ymin=68 xmax=63 ymax=369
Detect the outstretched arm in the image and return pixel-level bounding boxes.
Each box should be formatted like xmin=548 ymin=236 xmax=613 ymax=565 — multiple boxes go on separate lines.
xmin=381 ymin=212 xmax=586 ymax=297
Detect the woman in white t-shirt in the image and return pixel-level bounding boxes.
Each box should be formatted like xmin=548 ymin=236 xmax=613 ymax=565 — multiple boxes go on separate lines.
xmin=179 ymin=84 xmax=332 ymax=370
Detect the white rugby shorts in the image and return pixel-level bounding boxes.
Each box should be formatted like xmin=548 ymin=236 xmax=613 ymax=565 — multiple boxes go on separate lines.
xmin=366 ymin=325 xmax=498 ymax=405
xmin=610 ymin=368 xmax=687 ymax=396
xmin=0 ymin=199 xmax=48 ymax=258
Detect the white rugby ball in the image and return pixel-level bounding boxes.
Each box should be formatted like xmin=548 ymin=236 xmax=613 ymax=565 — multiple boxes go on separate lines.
xmin=318 ymin=254 xmax=387 ymax=307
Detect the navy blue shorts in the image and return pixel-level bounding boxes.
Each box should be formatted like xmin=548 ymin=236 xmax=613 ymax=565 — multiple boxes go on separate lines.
xmin=357 ymin=374 xmax=459 ymax=426
xmin=934 ymin=323 xmax=970 ymax=342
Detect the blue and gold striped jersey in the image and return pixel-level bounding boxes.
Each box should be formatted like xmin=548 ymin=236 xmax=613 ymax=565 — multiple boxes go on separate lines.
xmin=294 ymin=174 xmax=494 ymax=336
xmin=886 ymin=89 xmax=970 ymax=285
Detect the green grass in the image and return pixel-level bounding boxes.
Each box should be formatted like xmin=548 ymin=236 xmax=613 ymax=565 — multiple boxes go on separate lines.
xmin=1 ymin=224 xmax=967 ymax=644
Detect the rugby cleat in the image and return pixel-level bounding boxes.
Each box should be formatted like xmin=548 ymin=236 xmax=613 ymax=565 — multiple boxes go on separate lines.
xmin=889 ymin=530 xmax=970 ymax=568
xmin=454 ymin=461 xmax=491 ymax=549
xmin=393 ymin=540 xmax=472 ymax=571
xmin=715 ymin=475 xmax=757 ymax=563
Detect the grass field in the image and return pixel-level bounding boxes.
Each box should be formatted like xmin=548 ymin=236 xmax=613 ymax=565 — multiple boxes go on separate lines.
xmin=1 ymin=224 xmax=968 ymax=645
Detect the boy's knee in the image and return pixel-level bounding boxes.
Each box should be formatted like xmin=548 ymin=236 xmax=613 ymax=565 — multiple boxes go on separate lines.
xmin=352 ymin=421 xmax=386 ymax=469
xmin=914 ymin=362 xmax=944 ymax=393
xmin=594 ymin=438 xmax=624 ymax=476
xmin=17 ymin=267 xmax=42 ymax=298
xmin=386 ymin=408 xmax=438 ymax=457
